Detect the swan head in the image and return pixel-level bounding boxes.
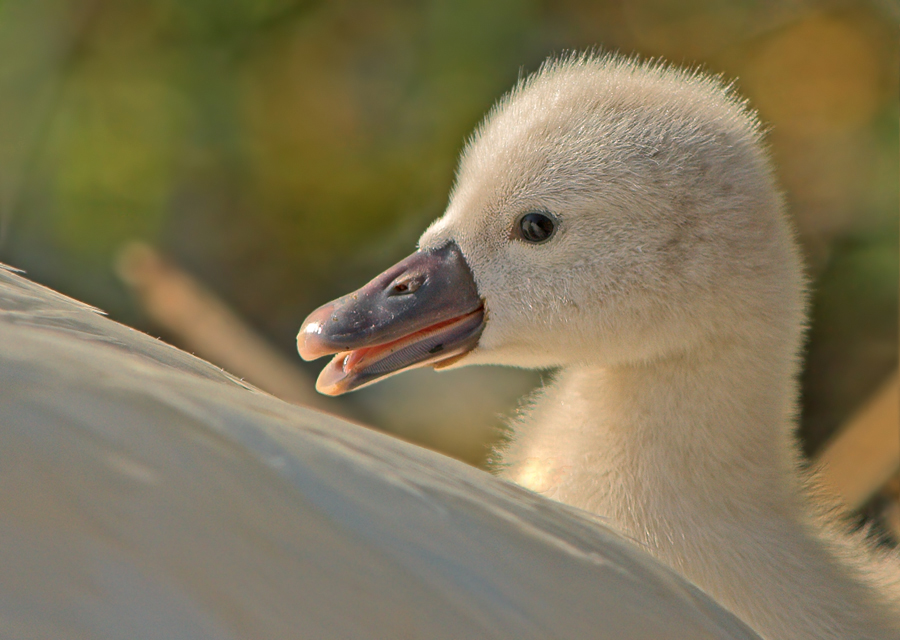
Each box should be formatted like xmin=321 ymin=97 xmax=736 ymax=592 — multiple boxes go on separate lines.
xmin=299 ymin=54 xmax=805 ymax=394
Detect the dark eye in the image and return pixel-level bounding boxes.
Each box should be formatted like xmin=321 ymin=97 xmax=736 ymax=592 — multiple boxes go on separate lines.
xmin=515 ymin=211 xmax=557 ymax=244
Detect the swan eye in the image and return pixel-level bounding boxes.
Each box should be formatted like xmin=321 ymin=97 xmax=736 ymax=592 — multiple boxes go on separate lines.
xmin=515 ymin=212 xmax=557 ymax=244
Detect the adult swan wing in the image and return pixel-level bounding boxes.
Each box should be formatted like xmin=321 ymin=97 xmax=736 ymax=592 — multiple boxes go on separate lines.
xmin=0 ymin=265 xmax=759 ymax=640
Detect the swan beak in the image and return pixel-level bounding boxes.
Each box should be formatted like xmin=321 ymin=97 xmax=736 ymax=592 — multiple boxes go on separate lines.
xmin=297 ymin=242 xmax=485 ymax=395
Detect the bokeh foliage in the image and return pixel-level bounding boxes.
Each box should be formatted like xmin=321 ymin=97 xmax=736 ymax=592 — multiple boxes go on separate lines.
xmin=0 ymin=0 xmax=896 ymax=461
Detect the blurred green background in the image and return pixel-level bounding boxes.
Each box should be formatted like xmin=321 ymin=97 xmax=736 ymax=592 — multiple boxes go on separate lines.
xmin=0 ymin=0 xmax=896 ymax=466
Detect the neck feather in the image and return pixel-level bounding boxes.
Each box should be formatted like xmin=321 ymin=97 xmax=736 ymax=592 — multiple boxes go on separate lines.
xmin=500 ymin=338 xmax=900 ymax=639
xmin=504 ymin=337 xmax=803 ymax=519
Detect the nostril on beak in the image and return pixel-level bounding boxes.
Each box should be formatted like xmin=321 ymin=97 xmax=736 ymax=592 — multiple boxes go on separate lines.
xmin=387 ymin=275 xmax=423 ymax=296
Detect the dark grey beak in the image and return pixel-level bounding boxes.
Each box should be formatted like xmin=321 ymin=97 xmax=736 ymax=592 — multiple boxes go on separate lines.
xmin=298 ymin=242 xmax=484 ymax=395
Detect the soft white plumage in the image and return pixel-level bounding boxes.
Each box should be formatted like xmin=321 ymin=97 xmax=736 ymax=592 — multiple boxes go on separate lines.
xmin=302 ymin=54 xmax=900 ymax=639
xmin=0 ymin=264 xmax=761 ymax=639
xmin=428 ymin=55 xmax=900 ymax=640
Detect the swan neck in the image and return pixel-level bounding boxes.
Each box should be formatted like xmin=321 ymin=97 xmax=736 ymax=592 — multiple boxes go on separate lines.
xmin=505 ymin=338 xmax=804 ymax=516
xmin=501 ymin=342 xmax=900 ymax=638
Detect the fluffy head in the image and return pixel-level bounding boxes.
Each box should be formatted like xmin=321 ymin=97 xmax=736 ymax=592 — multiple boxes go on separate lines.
xmin=419 ymin=53 xmax=805 ymax=370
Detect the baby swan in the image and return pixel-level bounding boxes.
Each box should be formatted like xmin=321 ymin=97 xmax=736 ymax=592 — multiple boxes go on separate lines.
xmin=299 ymin=54 xmax=900 ymax=639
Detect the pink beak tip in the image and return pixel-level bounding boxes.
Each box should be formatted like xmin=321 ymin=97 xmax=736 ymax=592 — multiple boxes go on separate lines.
xmin=296 ymin=303 xmax=337 ymax=361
